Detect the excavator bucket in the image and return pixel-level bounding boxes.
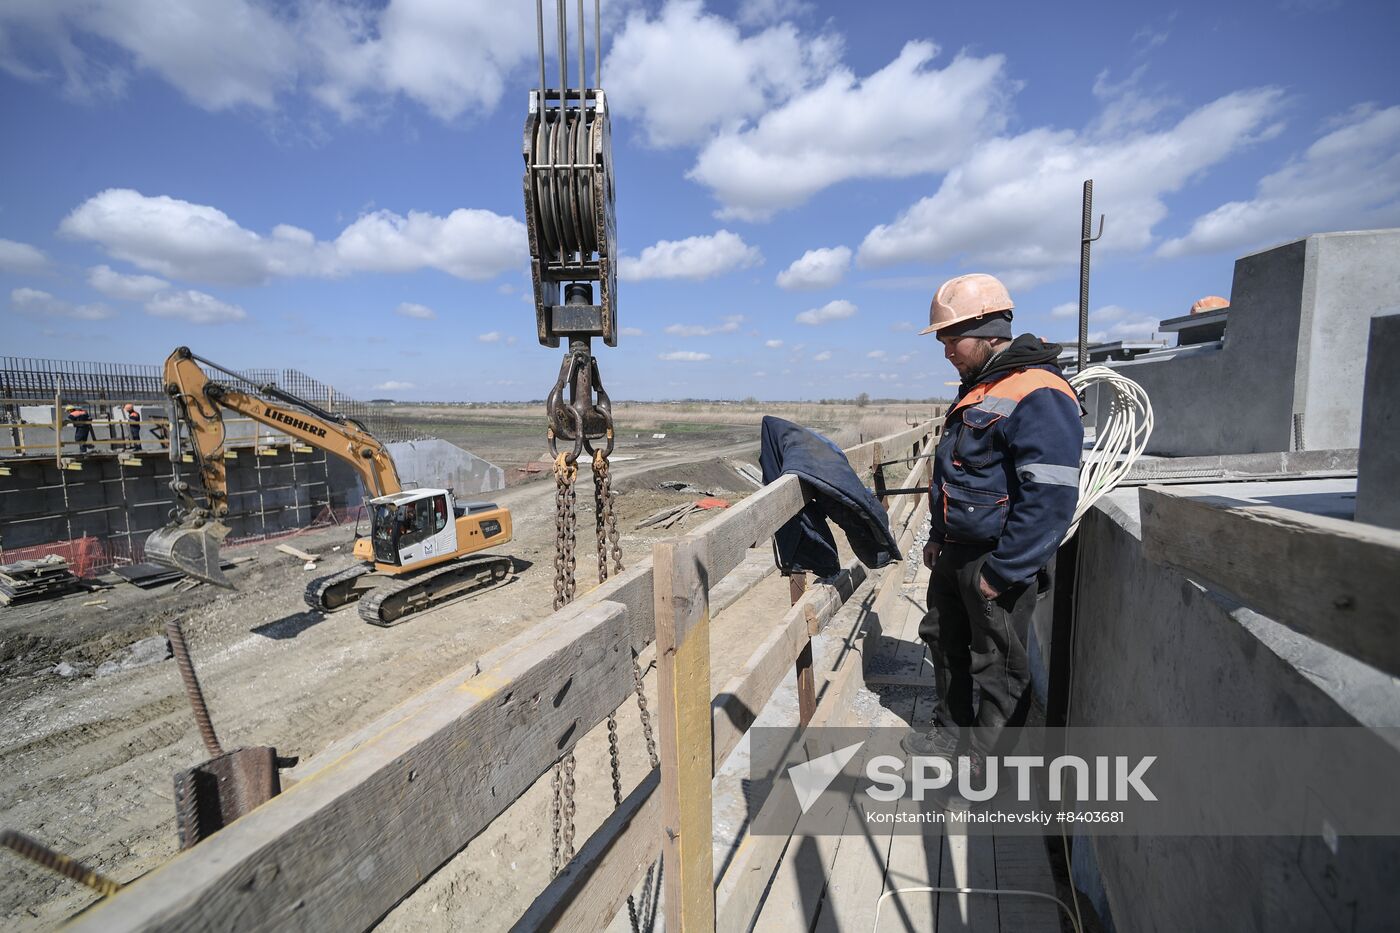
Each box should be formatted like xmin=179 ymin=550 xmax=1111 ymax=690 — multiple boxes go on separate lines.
xmin=146 ymin=521 xmax=234 ymax=589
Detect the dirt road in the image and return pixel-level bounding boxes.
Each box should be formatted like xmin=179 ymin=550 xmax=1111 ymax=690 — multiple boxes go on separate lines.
xmin=0 ymin=440 xmax=768 ymax=929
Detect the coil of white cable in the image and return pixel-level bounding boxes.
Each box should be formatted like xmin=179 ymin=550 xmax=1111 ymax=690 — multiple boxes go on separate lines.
xmin=1065 ymin=365 xmax=1153 ymax=539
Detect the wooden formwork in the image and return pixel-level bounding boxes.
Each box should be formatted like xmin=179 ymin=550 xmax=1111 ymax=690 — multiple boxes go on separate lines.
xmin=66 ymin=419 xmax=941 ymax=932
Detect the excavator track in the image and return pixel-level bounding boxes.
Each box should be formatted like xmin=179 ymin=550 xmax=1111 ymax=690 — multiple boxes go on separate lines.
xmin=304 ymin=565 xmax=376 ymax=613
xmin=357 ymin=555 xmax=514 ymax=627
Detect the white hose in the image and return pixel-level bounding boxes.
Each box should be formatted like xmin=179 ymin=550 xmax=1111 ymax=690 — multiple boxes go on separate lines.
xmin=1066 ymin=365 xmax=1153 ymax=539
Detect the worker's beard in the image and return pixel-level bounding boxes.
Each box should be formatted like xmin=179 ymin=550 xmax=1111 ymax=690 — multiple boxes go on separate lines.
xmin=955 ymin=339 xmax=996 ymax=380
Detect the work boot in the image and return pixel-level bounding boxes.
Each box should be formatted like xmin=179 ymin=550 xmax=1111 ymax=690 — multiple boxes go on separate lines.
xmin=901 ymin=723 xmax=958 ymax=758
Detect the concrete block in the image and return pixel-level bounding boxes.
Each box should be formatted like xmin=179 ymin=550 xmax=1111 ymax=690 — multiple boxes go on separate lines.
xmin=1096 ymin=229 xmax=1400 ymax=456
xmin=387 ymin=438 xmax=505 ymax=497
xmin=1070 ymin=493 xmax=1400 ymax=931
xmin=1355 ymin=310 xmax=1400 ymax=529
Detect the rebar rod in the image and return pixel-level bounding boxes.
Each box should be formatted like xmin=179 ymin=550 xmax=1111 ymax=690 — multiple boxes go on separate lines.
xmin=1078 ymin=180 xmax=1093 ymax=373
xmin=0 ymin=830 xmax=123 ymax=897
xmin=166 ymin=620 xmax=224 ymax=758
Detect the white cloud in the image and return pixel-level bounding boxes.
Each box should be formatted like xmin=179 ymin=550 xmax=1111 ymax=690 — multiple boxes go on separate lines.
xmin=620 ymin=326 xmax=645 ymax=336
xmin=395 ymin=301 xmax=436 ymax=319
xmin=0 ymin=238 xmax=50 ymax=274
xmin=375 ymin=380 xmax=415 ymax=391
xmin=605 ymin=0 xmax=838 ymax=148
xmin=0 ymin=1 xmax=536 ymax=122
xmin=776 ymin=245 xmax=851 ymax=290
xmin=858 ymin=87 xmax=1285 ymax=289
xmin=736 ymin=0 xmax=813 ymax=27
xmin=478 ymin=331 xmax=501 ymax=342
xmin=11 ymin=287 xmax=114 ymax=320
xmin=145 ymin=289 xmax=246 ymax=324
xmin=60 ymin=189 xmax=526 ymax=285
xmin=1050 ymin=302 xmax=1078 ymax=319
xmin=664 ymin=314 xmax=744 ymax=337
xmin=304 ymin=1 xmax=536 ymax=122
xmin=0 ymin=0 xmax=296 ymax=109
xmin=87 ymin=264 xmax=169 ymax=300
xmin=890 ymin=320 xmax=917 ymax=332
xmin=866 ymin=350 xmax=886 ymax=359
xmin=690 ymin=41 xmax=1011 ymax=220
xmin=1160 ymin=104 xmax=1400 ymax=258
xmin=796 ymin=299 xmax=856 ymax=325
xmin=659 ymin=351 xmax=711 ymax=361
xmin=619 ymin=230 xmax=761 ymax=281
xmin=812 ymin=350 xmax=832 ymax=361
xmin=765 ymin=339 xmax=784 ymax=348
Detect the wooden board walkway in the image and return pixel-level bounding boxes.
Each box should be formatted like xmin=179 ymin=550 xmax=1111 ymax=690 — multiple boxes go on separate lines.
xmin=752 ymin=569 xmax=1074 ymax=933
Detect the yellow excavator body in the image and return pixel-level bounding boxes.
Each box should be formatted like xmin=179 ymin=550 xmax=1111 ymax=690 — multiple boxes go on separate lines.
xmin=149 ymin=347 xmax=517 ymax=624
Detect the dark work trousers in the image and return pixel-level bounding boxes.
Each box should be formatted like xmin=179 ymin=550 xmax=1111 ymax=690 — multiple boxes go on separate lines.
xmin=918 ymin=542 xmax=1038 ymax=757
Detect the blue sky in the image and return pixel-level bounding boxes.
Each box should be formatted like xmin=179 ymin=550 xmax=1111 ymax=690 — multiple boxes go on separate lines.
xmin=2 ymin=0 xmax=1397 ymax=401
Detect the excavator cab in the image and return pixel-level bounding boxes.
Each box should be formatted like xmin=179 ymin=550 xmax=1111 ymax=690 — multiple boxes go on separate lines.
xmin=368 ymin=490 xmax=458 ymax=568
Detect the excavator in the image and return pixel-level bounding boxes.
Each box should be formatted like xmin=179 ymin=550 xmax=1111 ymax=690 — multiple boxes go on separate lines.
xmin=145 ymin=347 xmax=515 ymax=625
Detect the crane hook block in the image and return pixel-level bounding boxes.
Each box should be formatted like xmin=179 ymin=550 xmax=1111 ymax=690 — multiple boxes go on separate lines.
xmin=522 ymin=87 xmax=618 ymax=348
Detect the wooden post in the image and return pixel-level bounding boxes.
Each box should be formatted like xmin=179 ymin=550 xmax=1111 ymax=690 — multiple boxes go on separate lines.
xmin=790 ymin=572 xmax=815 ymax=725
xmin=653 ymin=535 xmax=715 ymax=931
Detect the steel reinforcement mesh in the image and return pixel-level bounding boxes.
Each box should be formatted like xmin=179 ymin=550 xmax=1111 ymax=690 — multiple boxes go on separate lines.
xmin=0 ymin=356 xmax=427 ymax=443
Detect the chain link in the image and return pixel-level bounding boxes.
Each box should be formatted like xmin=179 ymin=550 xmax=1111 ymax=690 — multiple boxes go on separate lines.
xmin=560 ymin=750 xmax=577 ymax=864
xmin=550 ymin=760 xmax=563 ymax=877
xmin=552 ymin=454 xmax=578 ymax=612
xmin=545 ymin=369 xmax=660 ymax=933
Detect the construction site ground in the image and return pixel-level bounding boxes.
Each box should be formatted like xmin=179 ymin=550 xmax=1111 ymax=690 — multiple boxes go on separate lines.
xmin=0 ymin=407 xmax=916 ymax=929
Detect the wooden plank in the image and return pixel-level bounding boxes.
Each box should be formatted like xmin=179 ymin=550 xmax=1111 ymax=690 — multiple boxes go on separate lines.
xmin=711 ymin=562 xmax=866 ymax=773
xmin=274 ymin=543 xmax=318 ymax=562
xmin=291 ymin=564 xmax=661 ymax=783
xmin=713 ymin=577 xmax=874 ymax=933
xmin=653 ymin=535 xmax=715 ymax=932
xmin=708 ymin=547 xmax=778 ymax=617
xmin=1139 ymin=485 xmax=1400 ymax=677
xmin=687 ymin=473 xmax=805 ymax=584
xmin=69 ymin=600 xmax=634 ymax=933
xmin=514 ymin=770 xmax=662 ymax=933
xmin=937 ymin=825 xmax=999 ymax=933
xmin=812 ymin=687 xmax=917 ymax=933
xmin=878 ymin=690 xmax=942 ymax=933
xmin=791 ymin=574 xmax=816 ymax=726
xmin=991 ymin=836 xmax=1061 ymax=933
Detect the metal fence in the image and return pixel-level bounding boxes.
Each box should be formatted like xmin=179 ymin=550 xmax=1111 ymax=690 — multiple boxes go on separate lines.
xmin=0 ymin=356 xmax=428 ymax=448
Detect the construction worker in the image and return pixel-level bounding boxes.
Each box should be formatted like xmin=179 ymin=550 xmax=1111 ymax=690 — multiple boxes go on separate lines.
xmin=64 ymin=404 xmax=96 ymax=454
xmin=903 ymin=273 xmax=1083 ymax=786
xmin=124 ymin=403 xmax=141 ymax=451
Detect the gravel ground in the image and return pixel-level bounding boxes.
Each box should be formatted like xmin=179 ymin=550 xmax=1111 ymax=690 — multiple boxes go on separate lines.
xmin=0 ymin=439 xmax=778 ymax=929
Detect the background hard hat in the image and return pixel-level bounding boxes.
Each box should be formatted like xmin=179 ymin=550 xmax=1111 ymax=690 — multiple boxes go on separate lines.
xmin=1190 ymin=295 xmax=1229 ymax=315
xmin=921 ymin=273 xmax=1014 ymax=335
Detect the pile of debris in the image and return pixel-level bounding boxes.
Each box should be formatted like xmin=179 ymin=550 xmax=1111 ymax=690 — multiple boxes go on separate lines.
xmin=0 ymin=555 xmax=80 ymax=605
xmin=637 ymin=497 xmax=730 ymax=530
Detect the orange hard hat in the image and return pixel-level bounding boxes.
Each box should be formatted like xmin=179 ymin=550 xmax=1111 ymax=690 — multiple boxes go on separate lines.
xmin=921 ymin=273 xmax=1014 ymax=335
xmin=1190 ymin=295 xmax=1229 ymax=315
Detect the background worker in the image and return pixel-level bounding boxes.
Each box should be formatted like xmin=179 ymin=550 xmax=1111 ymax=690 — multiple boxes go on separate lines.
xmin=903 ymin=273 xmax=1083 ymax=780
xmin=64 ymin=403 xmax=96 ymax=454
xmin=124 ymin=403 xmax=141 ymax=451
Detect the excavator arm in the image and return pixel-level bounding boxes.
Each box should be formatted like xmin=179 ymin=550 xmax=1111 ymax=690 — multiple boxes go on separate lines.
xmin=147 ymin=347 xmax=402 ymax=587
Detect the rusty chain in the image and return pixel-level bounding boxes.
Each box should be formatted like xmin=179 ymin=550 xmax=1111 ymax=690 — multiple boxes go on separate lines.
xmin=545 ymin=354 xmax=660 ymax=933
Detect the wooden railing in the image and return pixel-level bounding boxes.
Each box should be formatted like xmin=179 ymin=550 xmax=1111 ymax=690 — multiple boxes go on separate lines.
xmin=67 ymin=417 xmax=942 ymax=932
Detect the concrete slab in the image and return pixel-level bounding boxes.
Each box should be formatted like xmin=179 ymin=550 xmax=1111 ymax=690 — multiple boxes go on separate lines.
xmin=1356 ymin=310 xmax=1400 ymax=530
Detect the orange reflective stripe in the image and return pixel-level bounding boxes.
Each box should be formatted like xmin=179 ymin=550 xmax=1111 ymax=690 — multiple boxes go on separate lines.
xmin=950 ymin=369 xmax=1076 ymax=417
